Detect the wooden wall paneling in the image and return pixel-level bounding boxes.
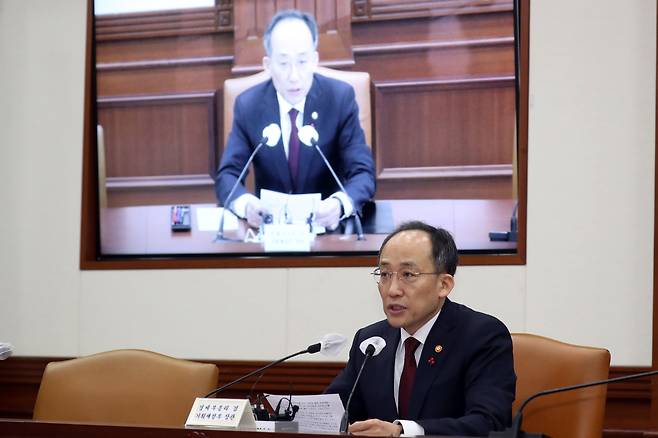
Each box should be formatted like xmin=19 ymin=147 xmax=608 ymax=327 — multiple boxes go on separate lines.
xmin=352 ymin=10 xmax=514 ymax=46
xmin=97 ymin=92 xmax=218 ymax=207
xmin=352 ymin=0 xmax=513 ymax=22
xmin=95 ymin=3 xmax=233 ymax=42
xmin=372 ymin=77 xmax=515 ymax=199
xmin=232 ymin=0 xmax=354 ymax=73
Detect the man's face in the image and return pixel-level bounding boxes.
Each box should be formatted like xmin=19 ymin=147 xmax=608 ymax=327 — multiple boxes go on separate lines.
xmin=263 ymin=18 xmax=318 ymax=105
xmin=377 ymin=230 xmax=454 ymax=335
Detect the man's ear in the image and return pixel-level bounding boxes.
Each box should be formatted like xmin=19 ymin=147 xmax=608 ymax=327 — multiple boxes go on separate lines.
xmin=311 ymin=51 xmax=319 ymax=68
xmin=437 ymin=274 xmax=454 ymax=298
xmin=263 ymin=56 xmax=271 ymax=72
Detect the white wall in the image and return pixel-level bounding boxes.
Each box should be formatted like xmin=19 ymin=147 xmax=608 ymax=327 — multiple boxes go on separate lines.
xmin=0 ymin=0 xmax=654 ymax=366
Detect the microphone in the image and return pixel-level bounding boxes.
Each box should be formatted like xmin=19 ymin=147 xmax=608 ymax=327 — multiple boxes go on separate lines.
xmin=215 ymin=123 xmax=281 ymax=241
xmin=204 ymin=333 xmax=346 ymax=398
xmin=339 ymin=336 xmax=386 ymax=433
xmin=298 ymin=124 xmax=365 ymax=240
xmin=489 ymin=369 xmax=658 ymax=438
xmin=0 ymin=343 xmax=13 ymax=360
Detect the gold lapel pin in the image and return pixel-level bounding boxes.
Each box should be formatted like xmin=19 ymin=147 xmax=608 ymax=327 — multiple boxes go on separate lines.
xmin=434 ymin=345 xmax=443 ymax=353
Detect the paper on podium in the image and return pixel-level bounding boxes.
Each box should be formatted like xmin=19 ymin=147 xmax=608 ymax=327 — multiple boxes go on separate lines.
xmin=260 ymin=189 xmax=325 ymax=233
xmin=264 ymin=393 xmax=344 ymax=433
xmin=196 ymin=207 xmax=238 ymax=232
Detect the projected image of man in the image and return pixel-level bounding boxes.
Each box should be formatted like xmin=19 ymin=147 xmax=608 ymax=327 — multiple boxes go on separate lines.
xmin=215 ymin=10 xmax=375 ymax=230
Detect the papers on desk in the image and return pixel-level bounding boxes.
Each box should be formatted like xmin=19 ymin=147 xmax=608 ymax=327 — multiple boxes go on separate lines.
xmin=260 ymin=189 xmax=325 ymax=234
xmin=264 ymin=393 xmax=344 ymax=433
xmin=196 ymin=207 xmax=238 ymax=232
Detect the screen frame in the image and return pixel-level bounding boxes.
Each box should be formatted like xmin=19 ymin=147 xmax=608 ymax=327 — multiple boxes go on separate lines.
xmin=80 ymin=0 xmax=529 ymax=270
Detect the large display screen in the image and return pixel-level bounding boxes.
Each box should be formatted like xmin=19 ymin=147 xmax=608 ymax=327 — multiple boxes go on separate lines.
xmin=93 ymin=0 xmax=523 ymax=260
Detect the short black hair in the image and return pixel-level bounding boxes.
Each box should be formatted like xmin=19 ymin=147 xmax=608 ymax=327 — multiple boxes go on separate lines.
xmin=263 ymin=10 xmax=319 ymax=56
xmin=379 ymin=221 xmax=458 ymax=276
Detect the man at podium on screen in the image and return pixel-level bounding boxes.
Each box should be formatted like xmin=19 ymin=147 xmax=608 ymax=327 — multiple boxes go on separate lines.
xmin=215 ymin=10 xmax=375 ymax=231
xmin=326 ymin=221 xmax=516 ymax=436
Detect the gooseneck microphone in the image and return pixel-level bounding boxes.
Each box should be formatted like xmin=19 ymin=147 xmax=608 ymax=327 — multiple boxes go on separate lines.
xmin=489 ymin=369 xmax=658 ymax=438
xmin=215 ymin=124 xmax=281 ymax=241
xmin=339 ymin=336 xmax=387 ymax=433
xmin=204 ymin=333 xmax=346 ymax=398
xmin=297 ymin=124 xmax=365 ymax=240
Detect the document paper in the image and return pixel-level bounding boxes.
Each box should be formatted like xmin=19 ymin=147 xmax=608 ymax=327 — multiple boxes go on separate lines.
xmin=264 ymin=393 xmax=344 ymax=433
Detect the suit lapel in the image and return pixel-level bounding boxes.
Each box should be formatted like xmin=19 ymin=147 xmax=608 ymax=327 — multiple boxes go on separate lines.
xmin=297 ymin=75 xmax=321 ymax=194
xmin=260 ymin=81 xmax=293 ymax=193
xmin=408 ymin=299 xmax=457 ymax=419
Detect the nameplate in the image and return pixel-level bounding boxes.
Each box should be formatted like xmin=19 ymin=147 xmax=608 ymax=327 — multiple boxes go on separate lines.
xmin=263 ymin=224 xmax=312 ymax=252
xmin=185 ymin=398 xmax=256 ymax=429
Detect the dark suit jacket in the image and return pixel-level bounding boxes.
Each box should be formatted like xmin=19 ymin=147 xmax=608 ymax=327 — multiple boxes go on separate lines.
xmin=215 ymin=73 xmax=376 ymax=213
xmin=325 ymin=298 xmax=516 ymax=436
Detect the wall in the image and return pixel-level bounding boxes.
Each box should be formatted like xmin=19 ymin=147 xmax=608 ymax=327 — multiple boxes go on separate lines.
xmin=0 ymin=0 xmax=654 ymax=367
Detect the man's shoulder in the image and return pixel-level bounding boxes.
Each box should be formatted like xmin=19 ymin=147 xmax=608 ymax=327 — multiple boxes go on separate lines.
xmin=314 ymin=72 xmax=352 ymax=87
xmin=447 ymin=299 xmax=510 ymax=335
xmin=355 ymin=319 xmax=394 ymax=339
xmin=236 ymin=79 xmax=274 ymax=104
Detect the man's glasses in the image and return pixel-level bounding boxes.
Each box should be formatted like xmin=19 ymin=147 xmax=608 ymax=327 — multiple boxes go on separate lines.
xmin=371 ymin=267 xmax=441 ymax=286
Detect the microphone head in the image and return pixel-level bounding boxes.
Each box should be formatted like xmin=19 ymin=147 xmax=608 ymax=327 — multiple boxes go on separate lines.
xmin=0 ymin=343 xmax=14 ymax=360
xmin=262 ymin=123 xmax=281 ymax=147
xmin=298 ymin=125 xmax=319 ymax=147
xmin=359 ymin=336 xmax=386 ymax=356
xmin=307 ymin=342 xmax=321 ymax=354
xmin=320 ymin=333 xmax=347 ymax=357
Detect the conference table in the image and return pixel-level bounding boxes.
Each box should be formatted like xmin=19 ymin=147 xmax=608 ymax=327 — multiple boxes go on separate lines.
xmin=0 ymin=419 xmax=472 ymax=437
xmin=100 ymin=199 xmax=518 ymax=256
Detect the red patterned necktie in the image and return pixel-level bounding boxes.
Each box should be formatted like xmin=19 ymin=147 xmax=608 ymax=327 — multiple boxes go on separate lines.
xmin=398 ymin=337 xmax=420 ymax=418
xmin=288 ymin=108 xmax=300 ymax=188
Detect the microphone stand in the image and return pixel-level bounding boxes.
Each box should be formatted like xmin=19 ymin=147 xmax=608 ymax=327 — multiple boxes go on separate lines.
xmin=204 ymin=343 xmax=321 ymax=398
xmin=489 ymin=369 xmax=658 ymax=438
xmin=215 ymin=141 xmax=265 ymax=242
xmin=311 ymin=141 xmax=365 ymax=240
xmin=339 ymin=344 xmax=375 ymax=433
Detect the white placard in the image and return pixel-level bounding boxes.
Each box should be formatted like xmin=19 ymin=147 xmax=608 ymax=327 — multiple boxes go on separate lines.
xmin=263 ymin=224 xmax=313 ymax=252
xmin=185 ymin=398 xmax=257 ymax=429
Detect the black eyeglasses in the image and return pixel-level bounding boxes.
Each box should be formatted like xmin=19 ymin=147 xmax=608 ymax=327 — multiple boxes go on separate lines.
xmin=371 ymin=267 xmax=441 ymax=286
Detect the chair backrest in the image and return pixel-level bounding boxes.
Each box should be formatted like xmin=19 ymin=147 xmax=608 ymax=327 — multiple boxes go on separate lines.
xmin=512 ymin=333 xmax=610 ymax=438
xmin=33 ymin=349 xmax=219 ymax=427
xmin=223 ymin=66 xmax=372 ymax=146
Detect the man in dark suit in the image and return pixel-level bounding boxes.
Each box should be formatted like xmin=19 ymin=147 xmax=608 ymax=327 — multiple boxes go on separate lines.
xmin=326 ymin=222 xmax=516 ymax=436
xmin=215 ymin=10 xmax=375 ymax=230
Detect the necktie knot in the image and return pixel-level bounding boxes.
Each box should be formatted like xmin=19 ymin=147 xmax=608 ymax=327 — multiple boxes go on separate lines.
xmin=404 ymin=337 xmax=420 ymax=358
xmin=289 ymin=108 xmax=298 ymax=124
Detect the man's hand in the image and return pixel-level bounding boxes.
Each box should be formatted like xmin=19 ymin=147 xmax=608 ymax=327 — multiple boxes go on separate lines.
xmin=245 ymin=198 xmax=270 ymax=228
xmin=314 ymin=197 xmax=342 ymax=229
xmin=348 ymin=419 xmax=403 ymax=437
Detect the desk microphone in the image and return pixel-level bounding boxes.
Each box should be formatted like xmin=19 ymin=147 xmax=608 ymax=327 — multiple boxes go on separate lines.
xmin=339 ymin=336 xmax=386 ymax=433
xmin=0 ymin=343 xmax=13 ymax=360
xmin=489 ymin=369 xmax=658 ymax=438
xmin=298 ymin=124 xmax=365 ymax=240
xmin=215 ymin=123 xmax=281 ymax=241
xmin=204 ymin=333 xmax=346 ymax=398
